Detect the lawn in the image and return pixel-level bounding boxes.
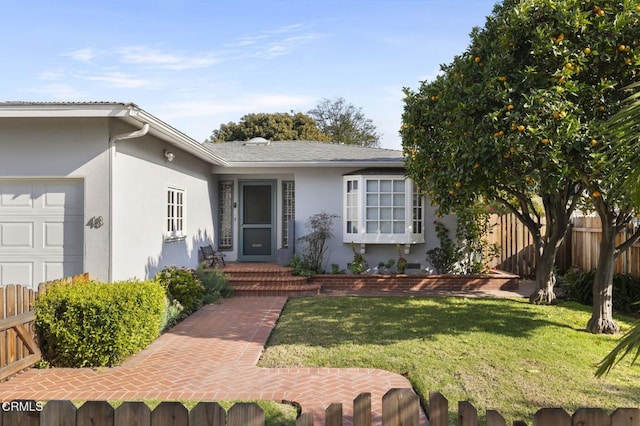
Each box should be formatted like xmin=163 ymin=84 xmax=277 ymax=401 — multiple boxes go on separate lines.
xmin=258 ymin=296 xmax=640 ymax=424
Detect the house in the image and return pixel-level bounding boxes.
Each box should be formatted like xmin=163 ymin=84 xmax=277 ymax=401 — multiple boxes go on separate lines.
xmin=0 ymin=102 xmax=453 ymax=288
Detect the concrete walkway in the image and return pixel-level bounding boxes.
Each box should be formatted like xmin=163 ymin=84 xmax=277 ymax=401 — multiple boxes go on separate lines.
xmin=0 ymin=297 xmax=424 ymax=425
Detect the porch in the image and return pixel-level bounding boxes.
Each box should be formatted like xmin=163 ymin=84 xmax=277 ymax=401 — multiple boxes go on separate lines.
xmin=216 ymin=263 xmax=525 ymax=297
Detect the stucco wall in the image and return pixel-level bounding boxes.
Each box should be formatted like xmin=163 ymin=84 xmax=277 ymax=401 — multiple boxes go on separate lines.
xmin=0 ymin=117 xmax=111 ymax=281
xmin=111 ymin=126 xmax=215 ymax=280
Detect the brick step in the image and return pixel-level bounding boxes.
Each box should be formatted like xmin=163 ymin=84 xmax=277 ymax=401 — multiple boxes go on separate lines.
xmin=227 ymin=276 xmax=310 ymax=284
xmin=232 ymin=282 xmax=321 ymax=297
xmin=224 ymin=271 xmax=299 ymax=280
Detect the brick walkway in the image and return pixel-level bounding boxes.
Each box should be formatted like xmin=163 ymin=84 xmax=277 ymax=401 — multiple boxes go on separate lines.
xmin=0 ymin=297 xmax=425 ymax=425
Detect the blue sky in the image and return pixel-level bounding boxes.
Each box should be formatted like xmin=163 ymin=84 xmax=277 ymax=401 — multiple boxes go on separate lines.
xmin=1 ymin=0 xmax=498 ymax=149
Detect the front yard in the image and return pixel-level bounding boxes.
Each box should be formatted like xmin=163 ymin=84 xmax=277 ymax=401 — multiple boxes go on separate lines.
xmin=259 ymin=296 xmax=640 ymax=424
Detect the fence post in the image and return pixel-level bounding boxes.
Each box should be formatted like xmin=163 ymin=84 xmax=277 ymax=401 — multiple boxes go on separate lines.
xmin=151 ymin=402 xmax=189 ymax=426
xmin=428 ymin=391 xmax=449 ymax=426
xmin=486 ymin=409 xmax=506 ymax=426
xmin=189 ymin=401 xmax=226 ymax=426
xmin=77 ymin=401 xmax=114 ymax=426
xmin=458 ymin=401 xmax=477 ymax=426
xmin=353 ymin=392 xmax=371 ymax=426
xmin=382 ymin=388 xmax=419 ymax=426
xmin=41 ymin=400 xmax=76 ymax=426
xmin=325 ymin=402 xmax=343 ymax=426
xmin=114 ymin=401 xmax=151 ymax=426
xmin=227 ymin=402 xmax=264 ymax=426
xmin=295 ymin=412 xmax=314 ymax=426
xmin=573 ymin=408 xmax=611 ymax=426
xmin=532 ymin=407 xmax=571 ymax=426
xmin=611 ymin=408 xmax=640 ymax=426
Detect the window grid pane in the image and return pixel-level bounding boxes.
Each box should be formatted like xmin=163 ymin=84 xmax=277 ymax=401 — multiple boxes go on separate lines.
xmin=167 ymin=188 xmax=185 ymax=236
xmin=413 ymin=186 xmax=423 ymax=234
xmin=218 ymin=181 xmax=233 ymax=250
xmin=282 ymin=181 xmax=295 ymax=247
xmin=346 ymin=179 xmax=359 ymax=234
xmin=364 ymin=178 xmax=406 ymax=234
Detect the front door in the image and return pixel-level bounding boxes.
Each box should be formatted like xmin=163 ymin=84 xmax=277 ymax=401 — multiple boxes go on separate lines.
xmin=239 ymin=180 xmax=276 ymax=261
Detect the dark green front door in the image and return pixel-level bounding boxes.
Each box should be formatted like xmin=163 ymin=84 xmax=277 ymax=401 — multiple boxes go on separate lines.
xmin=239 ymin=181 xmax=276 ymax=261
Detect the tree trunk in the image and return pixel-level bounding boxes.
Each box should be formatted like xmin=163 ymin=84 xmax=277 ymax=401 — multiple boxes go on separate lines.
xmin=530 ymin=243 xmax=559 ymax=304
xmin=587 ymin=218 xmax=620 ymax=334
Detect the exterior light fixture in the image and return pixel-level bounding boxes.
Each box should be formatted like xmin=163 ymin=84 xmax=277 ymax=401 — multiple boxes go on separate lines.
xmin=164 ymin=150 xmax=175 ymax=162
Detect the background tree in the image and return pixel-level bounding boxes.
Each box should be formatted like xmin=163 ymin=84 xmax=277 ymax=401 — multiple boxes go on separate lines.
xmin=401 ymin=0 xmax=640 ymax=312
xmin=207 ymin=112 xmax=331 ymax=143
xmin=308 ymin=97 xmax=381 ymax=147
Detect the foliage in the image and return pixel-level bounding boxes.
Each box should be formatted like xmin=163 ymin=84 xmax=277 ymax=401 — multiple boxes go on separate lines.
xmin=261 ymin=297 xmax=639 ymax=424
xmin=35 ymin=280 xmax=166 ymax=367
xmin=426 ymin=221 xmax=461 ymax=274
xmin=207 ymin=112 xmax=331 ymax=143
xmin=347 ymin=242 xmax=368 ymax=274
xmin=456 ymin=203 xmax=500 ymax=273
xmin=155 ymin=266 xmax=204 ymax=317
xmin=330 ymin=263 xmax=345 ymax=274
xmin=559 ymin=268 xmax=640 ymax=315
xmin=297 ymin=212 xmax=338 ymax=273
xmin=286 ymin=255 xmax=317 ymax=277
xmin=396 ymin=244 xmax=408 ymax=274
xmin=195 ymin=264 xmax=233 ymax=303
xmin=401 ymin=0 xmax=640 ymax=301
xmin=308 ymin=97 xmax=381 ymax=147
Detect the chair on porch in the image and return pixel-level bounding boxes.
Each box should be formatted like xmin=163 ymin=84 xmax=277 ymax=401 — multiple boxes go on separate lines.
xmin=200 ymin=245 xmax=226 ymax=267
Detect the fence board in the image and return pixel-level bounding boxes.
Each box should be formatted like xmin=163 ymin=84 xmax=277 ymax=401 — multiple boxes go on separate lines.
xmin=573 ymin=408 xmax=612 ymax=426
xmin=533 ymin=408 xmax=571 ymax=426
xmin=382 ymin=388 xmax=419 ymax=426
xmin=77 ymin=401 xmax=113 ymax=426
xmin=611 ymin=408 xmax=640 ymax=426
xmin=151 ymin=402 xmax=189 ymax=426
xmin=227 ymin=402 xmax=264 ymax=426
xmin=486 ymin=409 xmax=507 ymax=426
xmin=41 ymin=400 xmax=77 ymax=426
xmin=295 ymin=412 xmax=313 ymax=426
xmin=189 ymin=402 xmax=225 ymax=426
xmin=115 ymin=402 xmax=151 ymax=426
xmin=428 ymin=391 xmax=449 ymax=426
xmin=325 ymin=403 xmax=343 ymax=426
xmin=458 ymin=401 xmax=478 ymax=426
xmin=353 ymin=392 xmax=371 ymax=426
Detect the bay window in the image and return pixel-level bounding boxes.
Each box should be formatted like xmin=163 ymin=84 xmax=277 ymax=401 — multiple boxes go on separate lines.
xmin=343 ymin=173 xmax=424 ymax=244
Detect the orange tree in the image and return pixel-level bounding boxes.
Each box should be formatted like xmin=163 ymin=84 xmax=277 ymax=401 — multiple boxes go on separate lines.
xmin=401 ymin=0 xmax=640 ymax=313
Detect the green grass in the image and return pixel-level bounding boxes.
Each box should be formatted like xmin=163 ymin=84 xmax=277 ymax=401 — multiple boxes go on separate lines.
xmin=259 ymin=296 xmax=640 ymax=424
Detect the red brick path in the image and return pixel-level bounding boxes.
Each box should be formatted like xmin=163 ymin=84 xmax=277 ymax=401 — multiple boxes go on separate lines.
xmin=0 ymin=297 xmax=425 ymax=425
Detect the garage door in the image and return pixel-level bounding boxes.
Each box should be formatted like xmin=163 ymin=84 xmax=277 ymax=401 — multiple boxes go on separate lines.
xmin=0 ymin=179 xmax=84 ymax=288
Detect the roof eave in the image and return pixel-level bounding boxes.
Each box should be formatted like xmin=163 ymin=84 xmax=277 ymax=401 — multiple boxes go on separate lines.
xmin=220 ymin=160 xmax=405 ymax=168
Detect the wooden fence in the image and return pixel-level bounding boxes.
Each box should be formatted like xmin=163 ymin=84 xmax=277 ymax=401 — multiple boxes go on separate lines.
xmin=0 ymin=273 xmax=89 ymax=381
xmin=1 ymin=390 xmax=637 ymax=425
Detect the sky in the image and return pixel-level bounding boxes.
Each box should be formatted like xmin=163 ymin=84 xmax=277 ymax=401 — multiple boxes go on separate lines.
xmin=0 ymin=0 xmax=499 ymax=150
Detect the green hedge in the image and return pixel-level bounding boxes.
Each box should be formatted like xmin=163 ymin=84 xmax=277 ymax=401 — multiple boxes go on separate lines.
xmin=35 ymin=279 xmax=166 ymax=367
xmin=560 ymin=269 xmax=640 ymax=315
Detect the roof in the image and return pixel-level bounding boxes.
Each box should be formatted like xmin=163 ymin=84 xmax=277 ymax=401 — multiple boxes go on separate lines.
xmin=0 ymin=102 xmax=227 ymax=166
xmin=204 ymin=140 xmax=405 ymax=168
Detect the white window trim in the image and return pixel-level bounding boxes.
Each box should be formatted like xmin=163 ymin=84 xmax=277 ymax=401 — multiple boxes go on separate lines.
xmin=343 ymin=175 xmax=425 ymax=244
xmin=166 ymin=186 xmax=186 ymax=242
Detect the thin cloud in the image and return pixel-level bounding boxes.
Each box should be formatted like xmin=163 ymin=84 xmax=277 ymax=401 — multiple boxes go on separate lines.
xmin=116 ymin=46 xmax=219 ymax=70
xmin=86 ymin=72 xmax=154 ymax=89
xmin=231 ymin=24 xmax=320 ymax=60
xmin=66 ymin=48 xmax=98 ymax=62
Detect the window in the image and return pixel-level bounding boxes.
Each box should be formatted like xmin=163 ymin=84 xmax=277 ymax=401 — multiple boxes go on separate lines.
xmin=282 ymin=181 xmax=295 ymax=247
xmin=218 ymin=181 xmax=233 ymax=250
xmin=343 ymin=175 xmax=424 ymax=244
xmin=166 ymin=187 xmax=185 ymax=240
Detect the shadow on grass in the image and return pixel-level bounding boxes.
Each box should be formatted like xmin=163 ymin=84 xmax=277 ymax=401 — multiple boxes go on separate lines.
xmin=268 ymin=296 xmax=572 ymax=347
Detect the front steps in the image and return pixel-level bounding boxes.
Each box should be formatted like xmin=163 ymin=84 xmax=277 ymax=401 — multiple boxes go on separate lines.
xmin=221 ymin=263 xmax=321 ymax=297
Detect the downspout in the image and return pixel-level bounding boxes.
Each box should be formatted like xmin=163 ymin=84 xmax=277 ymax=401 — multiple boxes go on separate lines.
xmin=108 ymin=123 xmax=150 ymax=282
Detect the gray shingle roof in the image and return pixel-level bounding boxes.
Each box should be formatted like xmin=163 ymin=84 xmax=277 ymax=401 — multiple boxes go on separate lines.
xmin=203 ymin=140 xmax=404 ymax=165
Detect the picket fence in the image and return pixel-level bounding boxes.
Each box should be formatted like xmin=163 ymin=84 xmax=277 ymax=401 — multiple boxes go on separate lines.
xmin=0 ymin=274 xmax=89 ymax=381
xmin=1 ymin=390 xmax=637 ymax=426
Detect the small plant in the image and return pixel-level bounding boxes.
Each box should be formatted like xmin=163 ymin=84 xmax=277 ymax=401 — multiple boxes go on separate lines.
xmin=330 ymin=263 xmax=345 ymax=274
xmin=195 ymin=264 xmax=233 ymax=303
xmin=396 ymin=245 xmax=408 ymax=274
xmin=426 ymin=221 xmax=461 ymax=274
xmin=347 ymin=242 xmax=368 ymax=274
xmin=297 ymin=212 xmax=338 ymax=273
xmin=287 ymin=255 xmax=316 ymax=277
xmin=155 ymin=266 xmax=204 ymax=317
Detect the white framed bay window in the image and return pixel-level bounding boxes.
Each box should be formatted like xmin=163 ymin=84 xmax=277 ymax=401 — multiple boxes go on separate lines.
xmin=343 ymin=173 xmax=424 ymax=244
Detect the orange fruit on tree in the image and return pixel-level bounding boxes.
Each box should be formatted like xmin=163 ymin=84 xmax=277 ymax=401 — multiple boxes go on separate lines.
xmin=474 ymin=56 xmax=481 ymax=63
xmin=584 ymin=47 xmax=592 ymax=55
xmin=618 ymin=44 xmax=626 ymax=52
xmin=455 ymin=182 xmax=462 ymax=189
xmin=473 ymin=162 xmax=481 ymax=169
xmin=592 ymin=191 xmax=602 ymax=198
xmin=591 ymin=139 xmax=598 ymax=146
xmin=507 ymin=104 xmax=514 ymax=111
xmin=541 ymin=138 xmax=549 ymax=144
xmin=517 ymin=125 xmax=525 ymax=132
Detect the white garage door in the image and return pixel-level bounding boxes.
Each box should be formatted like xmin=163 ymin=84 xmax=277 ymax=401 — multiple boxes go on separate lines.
xmin=0 ymin=179 xmax=84 ymax=288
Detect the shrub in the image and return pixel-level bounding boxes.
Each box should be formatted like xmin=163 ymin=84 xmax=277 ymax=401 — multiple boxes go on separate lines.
xmin=287 ymin=255 xmax=316 ymax=277
xmin=195 ymin=264 xmax=233 ymax=303
xmin=35 ymin=279 xmax=166 ymax=367
xmin=155 ymin=266 xmax=204 ymax=316
xmin=297 ymin=212 xmax=338 ymax=273
xmin=347 ymin=242 xmax=368 ymax=274
xmin=560 ymin=268 xmax=640 ymax=315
